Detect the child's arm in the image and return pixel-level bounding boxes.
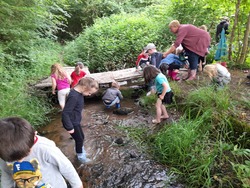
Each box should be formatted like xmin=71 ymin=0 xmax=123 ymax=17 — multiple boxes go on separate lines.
xmin=117 ymin=90 xmax=123 ymax=100
xmin=42 ymin=141 xmax=83 ymax=188
xmin=62 ymin=94 xmax=78 ymax=133
xmin=159 ymin=82 xmax=168 ymax=100
xmin=0 ymin=159 xmax=15 ymax=188
xmin=51 ymin=77 xmax=57 ymax=95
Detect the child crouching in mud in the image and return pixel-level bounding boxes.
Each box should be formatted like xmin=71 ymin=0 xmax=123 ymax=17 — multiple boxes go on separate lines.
xmin=143 ymin=65 xmax=174 ymax=124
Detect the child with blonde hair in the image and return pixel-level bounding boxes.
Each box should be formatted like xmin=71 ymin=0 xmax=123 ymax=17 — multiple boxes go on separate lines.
xmin=51 ymin=63 xmax=71 ymax=109
xmin=62 ymin=77 xmax=99 ymax=163
xmin=143 ymin=65 xmax=173 ymax=124
xmin=102 ymin=81 xmax=123 ymax=109
xmin=203 ymin=63 xmax=231 ymax=87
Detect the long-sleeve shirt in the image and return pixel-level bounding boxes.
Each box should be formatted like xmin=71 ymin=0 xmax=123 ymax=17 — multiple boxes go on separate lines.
xmin=0 ymin=136 xmax=82 ymax=188
xmin=173 ymin=24 xmax=211 ymax=57
xmin=62 ymin=89 xmax=84 ymax=131
xmin=150 ymin=52 xmax=163 ymax=68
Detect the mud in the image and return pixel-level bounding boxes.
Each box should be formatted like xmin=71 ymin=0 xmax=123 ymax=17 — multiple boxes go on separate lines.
xmin=38 ymin=69 xmax=250 ymax=188
xmin=39 ymin=95 xmax=184 ymax=188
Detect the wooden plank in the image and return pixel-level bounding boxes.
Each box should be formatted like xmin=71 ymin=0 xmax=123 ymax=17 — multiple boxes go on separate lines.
xmin=34 ymin=67 xmax=142 ymax=89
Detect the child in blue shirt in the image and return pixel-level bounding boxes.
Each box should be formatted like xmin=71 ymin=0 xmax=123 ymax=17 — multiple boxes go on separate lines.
xmin=143 ymin=65 xmax=173 ymax=124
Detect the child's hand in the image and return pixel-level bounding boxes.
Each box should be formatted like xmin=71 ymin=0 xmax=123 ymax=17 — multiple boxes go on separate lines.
xmin=159 ymin=95 xmax=164 ymax=100
xmin=68 ymin=129 xmax=74 ymax=134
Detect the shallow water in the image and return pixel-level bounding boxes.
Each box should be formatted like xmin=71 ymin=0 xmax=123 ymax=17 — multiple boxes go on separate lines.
xmin=39 ymin=94 xmax=184 ymax=188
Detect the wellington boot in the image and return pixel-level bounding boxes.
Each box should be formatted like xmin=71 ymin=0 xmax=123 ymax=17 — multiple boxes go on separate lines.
xmin=171 ymin=71 xmax=180 ymax=81
xmin=77 ymin=153 xmax=91 ymax=163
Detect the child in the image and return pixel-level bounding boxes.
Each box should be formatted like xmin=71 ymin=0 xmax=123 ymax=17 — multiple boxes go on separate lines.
xmin=51 ymin=63 xmax=71 ymax=109
xmin=144 ymin=43 xmax=163 ymax=68
xmin=159 ymin=44 xmax=189 ymax=81
xmin=71 ymin=62 xmax=87 ymax=88
xmin=102 ymin=81 xmax=123 ymax=109
xmin=62 ymin=77 xmax=99 ymax=163
xmin=135 ymin=48 xmax=150 ymax=70
xmin=203 ymin=63 xmax=231 ymax=88
xmin=143 ymin=65 xmax=173 ymax=124
xmin=0 ymin=117 xmax=83 ymax=188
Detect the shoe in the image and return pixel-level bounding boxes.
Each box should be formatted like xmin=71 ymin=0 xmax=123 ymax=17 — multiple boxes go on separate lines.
xmin=77 ymin=153 xmax=91 ymax=163
xmin=171 ymin=71 xmax=180 ymax=81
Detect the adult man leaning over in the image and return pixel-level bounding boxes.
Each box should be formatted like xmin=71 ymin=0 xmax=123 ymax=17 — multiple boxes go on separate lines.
xmin=163 ymin=20 xmax=211 ymax=80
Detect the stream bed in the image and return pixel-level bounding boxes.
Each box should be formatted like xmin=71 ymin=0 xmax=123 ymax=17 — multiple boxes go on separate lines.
xmin=39 ymin=92 xmax=184 ymax=188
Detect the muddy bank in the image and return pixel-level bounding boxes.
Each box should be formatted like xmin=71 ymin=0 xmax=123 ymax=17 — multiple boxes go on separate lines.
xmin=39 ymin=96 xmax=184 ymax=188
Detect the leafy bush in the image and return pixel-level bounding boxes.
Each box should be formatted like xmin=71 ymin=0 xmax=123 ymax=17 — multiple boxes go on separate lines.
xmin=0 ymin=39 xmax=62 ymax=127
xmin=63 ymin=4 xmax=173 ymax=72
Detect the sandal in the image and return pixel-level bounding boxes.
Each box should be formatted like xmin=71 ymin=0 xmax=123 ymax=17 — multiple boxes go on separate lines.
xmin=152 ymin=119 xmax=161 ymax=124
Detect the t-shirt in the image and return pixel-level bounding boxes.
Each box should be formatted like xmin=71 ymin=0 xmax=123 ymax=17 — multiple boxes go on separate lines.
xmin=71 ymin=70 xmax=86 ymax=88
xmin=51 ymin=74 xmax=70 ymax=91
xmin=155 ymin=73 xmax=171 ymax=93
xmin=135 ymin=53 xmax=149 ymax=67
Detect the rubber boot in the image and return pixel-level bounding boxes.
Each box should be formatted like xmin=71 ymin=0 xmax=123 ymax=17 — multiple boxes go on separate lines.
xmin=171 ymin=71 xmax=180 ymax=81
xmin=186 ymin=69 xmax=197 ymax=81
xmin=116 ymin=103 xmax=121 ymax=109
xmin=82 ymin=146 xmax=87 ymax=155
xmin=76 ymin=146 xmax=91 ymax=163
xmin=77 ymin=152 xmax=91 ymax=163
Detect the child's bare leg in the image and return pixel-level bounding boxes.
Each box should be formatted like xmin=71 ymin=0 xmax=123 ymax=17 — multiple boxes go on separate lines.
xmin=153 ymin=98 xmax=162 ymax=123
xmin=160 ymin=104 xmax=169 ymax=119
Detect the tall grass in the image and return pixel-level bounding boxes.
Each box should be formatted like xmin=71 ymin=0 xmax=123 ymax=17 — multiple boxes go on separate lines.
xmin=131 ymin=85 xmax=250 ymax=187
xmin=0 ymin=39 xmax=62 ymax=127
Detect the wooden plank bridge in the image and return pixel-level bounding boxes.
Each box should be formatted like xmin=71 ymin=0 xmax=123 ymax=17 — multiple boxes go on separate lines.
xmin=35 ymin=67 xmax=143 ymax=89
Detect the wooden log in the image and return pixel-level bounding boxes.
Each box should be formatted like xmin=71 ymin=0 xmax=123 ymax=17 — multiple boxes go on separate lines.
xmin=34 ymin=67 xmax=142 ymax=89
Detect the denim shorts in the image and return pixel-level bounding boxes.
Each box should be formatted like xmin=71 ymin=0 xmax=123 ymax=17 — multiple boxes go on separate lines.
xmin=185 ymin=50 xmax=200 ymax=70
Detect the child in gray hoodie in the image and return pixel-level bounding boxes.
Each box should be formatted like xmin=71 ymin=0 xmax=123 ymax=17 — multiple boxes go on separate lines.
xmin=102 ymin=81 xmax=123 ymax=108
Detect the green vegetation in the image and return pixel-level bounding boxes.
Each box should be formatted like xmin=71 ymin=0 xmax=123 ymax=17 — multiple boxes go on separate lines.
xmin=63 ymin=4 xmax=172 ymax=72
xmin=0 ymin=0 xmax=249 ymax=186
xmin=0 ymin=39 xmax=62 ymax=127
xmin=123 ymin=85 xmax=250 ymax=187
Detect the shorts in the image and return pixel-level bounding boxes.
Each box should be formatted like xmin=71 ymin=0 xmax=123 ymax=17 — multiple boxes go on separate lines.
xmin=158 ymin=91 xmax=174 ymax=104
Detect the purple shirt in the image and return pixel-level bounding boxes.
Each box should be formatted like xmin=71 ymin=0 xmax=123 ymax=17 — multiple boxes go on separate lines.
xmin=173 ymin=24 xmax=211 ymax=57
xmin=51 ymin=74 xmax=70 ymax=91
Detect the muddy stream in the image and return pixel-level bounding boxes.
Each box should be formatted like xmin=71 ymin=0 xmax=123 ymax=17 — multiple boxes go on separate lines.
xmin=38 ymin=87 xmax=184 ymax=188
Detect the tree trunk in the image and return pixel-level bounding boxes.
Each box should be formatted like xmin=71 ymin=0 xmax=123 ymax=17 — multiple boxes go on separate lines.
xmin=238 ymin=13 xmax=250 ymax=64
xmin=228 ymin=0 xmax=241 ymax=61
